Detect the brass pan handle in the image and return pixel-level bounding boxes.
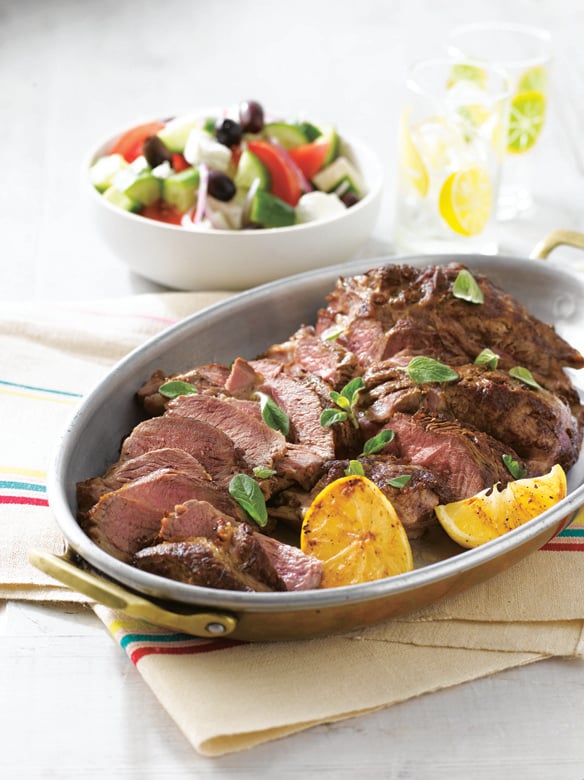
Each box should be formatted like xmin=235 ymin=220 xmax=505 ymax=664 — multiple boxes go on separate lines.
xmin=530 ymin=229 xmax=584 ymax=260
xmin=29 ymin=549 xmax=238 ymax=638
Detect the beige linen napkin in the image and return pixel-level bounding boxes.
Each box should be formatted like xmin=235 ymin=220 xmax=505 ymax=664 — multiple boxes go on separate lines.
xmin=2 ymin=293 xmax=583 ymax=756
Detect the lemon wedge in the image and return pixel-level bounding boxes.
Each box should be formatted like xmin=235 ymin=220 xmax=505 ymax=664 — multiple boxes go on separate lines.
xmin=300 ymin=475 xmax=414 ymax=588
xmin=435 ymin=464 xmax=567 ymax=549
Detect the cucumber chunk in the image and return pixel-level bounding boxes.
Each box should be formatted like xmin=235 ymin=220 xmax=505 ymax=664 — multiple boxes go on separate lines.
xmin=296 ymin=121 xmax=322 ymax=142
xmin=162 ymin=167 xmax=200 ymax=212
xmin=318 ymin=125 xmax=340 ymax=165
xmin=158 ymin=114 xmax=202 ymax=153
xmin=116 ymin=170 xmax=161 ymax=206
xmin=247 ymin=190 xmax=296 ymax=228
xmin=312 ymin=156 xmax=364 ymax=197
xmin=234 ymin=150 xmax=271 ymax=190
xmin=102 ymin=185 xmax=141 ymax=213
xmin=90 ymin=154 xmax=128 ymax=193
xmin=264 ymin=122 xmax=308 ymax=150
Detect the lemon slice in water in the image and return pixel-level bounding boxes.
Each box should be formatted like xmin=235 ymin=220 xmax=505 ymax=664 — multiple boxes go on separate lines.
xmin=438 ymin=165 xmax=492 ymax=236
xmin=517 ymin=65 xmax=548 ymax=95
xmin=399 ymin=111 xmax=429 ymax=197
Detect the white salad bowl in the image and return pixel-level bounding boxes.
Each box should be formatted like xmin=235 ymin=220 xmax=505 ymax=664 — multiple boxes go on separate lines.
xmin=85 ymin=121 xmax=383 ymax=291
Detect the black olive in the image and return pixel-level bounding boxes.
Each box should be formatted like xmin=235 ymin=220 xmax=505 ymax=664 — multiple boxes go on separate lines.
xmin=142 ymin=135 xmax=172 ymax=168
xmin=215 ymin=118 xmax=243 ymax=148
xmin=239 ymin=100 xmax=264 ymax=133
xmin=341 ymin=191 xmax=360 ymax=208
xmin=207 ymin=170 xmax=236 ymax=201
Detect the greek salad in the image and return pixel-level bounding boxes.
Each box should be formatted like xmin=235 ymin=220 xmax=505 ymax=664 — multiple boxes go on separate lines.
xmin=89 ymin=100 xmax=366 ymax=230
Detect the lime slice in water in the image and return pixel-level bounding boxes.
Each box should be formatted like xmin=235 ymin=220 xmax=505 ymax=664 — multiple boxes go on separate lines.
xmin=507 ymin=90 xmax=546 ymax=154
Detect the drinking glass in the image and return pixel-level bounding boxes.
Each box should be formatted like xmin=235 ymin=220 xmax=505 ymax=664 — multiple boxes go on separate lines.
xmin=393 ymin=58 xmax=509 ymax=255
xmin=448 ymin=22 xmax=551 ymax=220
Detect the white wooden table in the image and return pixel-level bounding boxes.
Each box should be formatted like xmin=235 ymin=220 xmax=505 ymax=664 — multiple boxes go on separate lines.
xmin=2 ymin=1 xmax=584 ymax=777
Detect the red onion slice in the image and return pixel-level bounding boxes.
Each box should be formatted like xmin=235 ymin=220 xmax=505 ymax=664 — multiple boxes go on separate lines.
xmin=193 ymin=162 xmax=209 ymax=224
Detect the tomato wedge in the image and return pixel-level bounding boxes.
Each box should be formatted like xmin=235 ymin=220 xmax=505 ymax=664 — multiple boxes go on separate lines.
xmin=288 ymin=140 xmax=330 ymax=180
xmin=246 ymin=139 xmax=302 ymax=206
xmin=140 ymin=201 xmax=182 ymax=225
xmin=109 ymin=121 xmax=166 ymax=162
xmin=171 ymin=153 xmax=190 ymax=172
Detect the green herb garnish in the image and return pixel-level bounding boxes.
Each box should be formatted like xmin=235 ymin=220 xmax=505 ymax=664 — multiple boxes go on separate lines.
xmin=509 ymin=366 xmax=542 ymax=390
xmin=502 ymin=454 xmax=527 ymax=480
xmin=228 ymin=474 xmax=268 ymax=527
xmin=474 ymin=348 xmax=500 ymax=369
xmin=320 ymin=324 xmax=346 ymax=341
xmin=320 ymin=408 xmax=350 ymax=427
xmin=345 ymin=460 xmax=365 ymax=476
xmin=387 ymin=474 xmax=412 ymax=489
xmin=452 ymin=269 xmax=484 ymax=304
xmin=406 ymin=357 xmax=459 ymax=384
xmin=255 ymin=392 xmax=290 ymax=436
xmin=253 ymin=465 xmax=277 ymax=479
xmin=158 ymin=380 xmax=199 ymax=399
xmin=320 ymin=377 xmax=365 ymax=429
xmin=362 ymin=429 xmax=394 ymax=456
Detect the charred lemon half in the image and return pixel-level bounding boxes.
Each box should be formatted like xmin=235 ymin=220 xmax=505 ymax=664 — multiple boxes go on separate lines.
xmin=300 ymin=475 xmax=414 ymax=588
xmin=435 ymin=464 xmax=567 ymax=549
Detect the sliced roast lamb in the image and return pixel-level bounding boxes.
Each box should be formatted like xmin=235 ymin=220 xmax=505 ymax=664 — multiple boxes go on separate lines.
xmin=167 ymin=394 xmax=288 ymax=469
xmin=360 ymin=362 xmax=582 ymax=475
xmin=137 ymin=363 xmax=231 ymax=415
xmin=82 ymin=468 xmax=247 ymax=561
xmin=315 ymin=263 xmax=584 ymax=407
xmin=135 ymin=508 xmax=322 ymax=592
xmin=120 ymin=415 xmax=244 ymax=484
xmin=154 ymin=499 xmax=322 ymax=591
xmin=258 ymin=325 xmax=361 ymax=390
xmin=388 ymin=411 xmax=525 ymax=504
xmin=76 ymin=447 xmax=212 ymax=518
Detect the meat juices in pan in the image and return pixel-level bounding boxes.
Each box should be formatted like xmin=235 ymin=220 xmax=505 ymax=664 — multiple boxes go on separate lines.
xmin=77 ymin=263 xmax=584 ymax=592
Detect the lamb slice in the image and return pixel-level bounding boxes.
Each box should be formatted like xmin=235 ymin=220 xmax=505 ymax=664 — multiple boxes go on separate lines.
xmin=137 ymin=363 xmax=231 ymax=415
xmin=256 ymin=534 xmax=322 ymax=591
xmin=120 ymin=416 xmax=242 ymax=483
xmin=390 ymin=412 xmax=523 ymax=504
xmin=167 ymin=394 xmax=287 ymax=468
xmin=76 ymin=447 xmax=211 ymax=517
xmin=160 ymin=499 xmax=241 ymax=541
xmin=259 ymin=373 xmax=335 ymax=460
xmin=224 ymin=357 xmax=262 ymax=397
xmin=361 ymin=363 xmax=582 ymax=475
xmin=153 ymin=504 xmax=322 ymax=592
xmin=134 ymin=537 xmax=275 ymax=592
xmin=83 ymin=468 xmax=246 ymax=560
xmin=259 ymin=325 xmax=361 ymax=390
xmin=438 ymin=365 xmax=582 ymax=474
xmin=223 ymin=397 xmax=264 ymax=422
xmin=273 ymin=443 xmax=326 ymax=491
xmin=248 ymin=358 xmax=284 ymax=381
xmin=313 ymin=456 xmax=440 ymax=539
xmin=83 ymin=493 xmax=165 ymax=561
xmin=315 ymin=263 xmax=584 ymax=391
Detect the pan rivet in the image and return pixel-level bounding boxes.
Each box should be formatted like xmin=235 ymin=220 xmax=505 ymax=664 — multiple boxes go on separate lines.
xmin=206 ymin=622 xmax=227 ymax=635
